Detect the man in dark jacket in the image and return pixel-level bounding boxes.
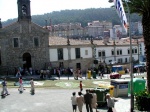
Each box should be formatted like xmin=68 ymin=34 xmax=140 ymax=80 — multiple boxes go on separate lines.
xmin=84 ymin=89 xmax=93 ymax=112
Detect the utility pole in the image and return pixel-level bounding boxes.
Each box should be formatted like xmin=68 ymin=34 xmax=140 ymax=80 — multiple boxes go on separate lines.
xmin=108 ymin=0 xmax=134 ymax=111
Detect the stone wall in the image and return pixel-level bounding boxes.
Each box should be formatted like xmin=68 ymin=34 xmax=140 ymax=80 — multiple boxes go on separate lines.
xmin=0 ymin=20 xmax=49 ymax=70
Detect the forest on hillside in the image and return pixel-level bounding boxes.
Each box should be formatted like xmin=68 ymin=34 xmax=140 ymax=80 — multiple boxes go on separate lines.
xmin=2 ymin=8 xmax=142 ymax=27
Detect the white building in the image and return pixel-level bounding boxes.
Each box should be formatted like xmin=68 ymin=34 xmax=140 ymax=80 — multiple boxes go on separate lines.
xmin=48 ymin=36 xmax=139 ymax=70
xmin=85 ymin=21 xmax=112 ymax=38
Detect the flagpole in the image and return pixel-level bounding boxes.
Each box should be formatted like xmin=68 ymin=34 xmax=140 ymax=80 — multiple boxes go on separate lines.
xmin=108 ymin=0 xmax=134 ymax=111
xmin=125 ymin=2 xmax=134 ymax=111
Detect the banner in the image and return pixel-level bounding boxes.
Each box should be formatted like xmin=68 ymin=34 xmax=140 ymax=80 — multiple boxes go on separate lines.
xmin=113 ymin=0 xmax=128 ymax=33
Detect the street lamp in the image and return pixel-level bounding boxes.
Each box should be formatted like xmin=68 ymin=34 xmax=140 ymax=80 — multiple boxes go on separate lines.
xmin=137 ymin=39 xmax=140 ymax=63
xmin=108 ymin=0 xmax=134 ymax=112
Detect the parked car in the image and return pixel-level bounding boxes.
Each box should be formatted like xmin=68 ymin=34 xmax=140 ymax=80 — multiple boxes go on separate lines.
xmin=110 ymin=72 xmax=121 ymax=79
xmin=111 ymin=65 xmax=125 ymax=75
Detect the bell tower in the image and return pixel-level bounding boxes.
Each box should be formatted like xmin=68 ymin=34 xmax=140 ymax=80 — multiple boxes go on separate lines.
xmin=17 ymin=0 xmax=31 ymax=21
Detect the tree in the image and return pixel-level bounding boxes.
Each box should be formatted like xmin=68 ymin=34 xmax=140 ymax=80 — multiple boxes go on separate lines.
xmin=123 ymin=0 xmax=150 ymax=92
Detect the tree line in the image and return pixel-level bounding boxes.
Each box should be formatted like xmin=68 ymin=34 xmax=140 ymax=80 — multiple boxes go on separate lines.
xmin=2 ymin=8 xmax=141 ymax=27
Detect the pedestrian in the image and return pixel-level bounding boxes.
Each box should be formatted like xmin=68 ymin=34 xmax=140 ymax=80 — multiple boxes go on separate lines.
xmin=1 ymin=78 xmax=10 ymax=96
xmin=90 ymin=90 xmax=98 ymax=112
xmin=40 ymin=70 xmax=44 ymax=79
xmin=71 ymin=92 xmax=77 ymax=112
xmin=56 ymin=68 xmax=60 ymax=80
xmin=16 ymin=67 xmax=22 ymax=78
xmin=29 ymin=67 xmax=33 ymax=75
xmin=84 ymin=89 xmax=93 ymax=112
xmin=30 ymin=78 xmax=35 ymax=94
xmin=106 ymin=93 xmax=114 ymax=112
xmin=76 ymin=91 xmax=84 ymax=112
xmin=18 ymin=76 xmax=25 ymax=92
xmin=79 ymin=81 xmax=83 ymax=92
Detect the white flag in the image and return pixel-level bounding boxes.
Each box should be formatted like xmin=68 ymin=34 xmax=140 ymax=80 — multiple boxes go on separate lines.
xmin=114 ymin=0 xmax=128 ymax=33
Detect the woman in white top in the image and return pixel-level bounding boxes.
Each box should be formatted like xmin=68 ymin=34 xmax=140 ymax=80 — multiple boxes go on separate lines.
xmin=90 ymin=90 xmax=98 ymax=112
xmin=76 ymin=92 xmax=84 ymax=112
xmin=71 ymin=92 xmax=77 ymax=112
xmin=106 ymin=93 xmax=114 ymax=112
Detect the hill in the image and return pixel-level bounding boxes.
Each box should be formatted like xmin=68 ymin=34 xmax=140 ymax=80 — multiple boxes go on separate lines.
xmin=2 ymin=8 xmax=142 ymax=27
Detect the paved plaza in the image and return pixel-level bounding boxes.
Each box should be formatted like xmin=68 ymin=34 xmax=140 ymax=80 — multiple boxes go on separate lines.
xmin=0 ymin=88 xmax=131 ymax=112
xmin=0 ymin=73 xmax=145 ymax=112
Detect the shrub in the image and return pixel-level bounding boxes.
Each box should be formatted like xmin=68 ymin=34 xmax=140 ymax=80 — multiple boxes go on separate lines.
xmin=135 ymin=89 xmax=150 ymax=111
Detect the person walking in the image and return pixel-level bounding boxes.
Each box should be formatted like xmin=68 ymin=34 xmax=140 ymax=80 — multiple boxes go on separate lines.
xmin=76 ymin=92 xmax=84 ymax=112
xmin=16 ymin=67 xmax=22 ymax=78
xmin=79 ymin=81 xmax=83 ymax=92
xmin=90 ymin=90 xmax=98 ymax=112
xmin=1 ymin=78 xmax=9 ymax=96
xmin=18 ymin=76 xmax=25 ymax=92
xmin=30 ymin=78 xmax=35 ymax=94
xmin=84 ymin=89 xmax=93 ymax=112
xmin=106 ymin=93 xmax=114 ymax=112
xmin=71 ymin=92 xmax=77 ymax=112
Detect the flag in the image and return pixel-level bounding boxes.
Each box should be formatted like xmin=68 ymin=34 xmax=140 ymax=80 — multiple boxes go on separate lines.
xmin=113 ymin=0 xmax=128 ymax=33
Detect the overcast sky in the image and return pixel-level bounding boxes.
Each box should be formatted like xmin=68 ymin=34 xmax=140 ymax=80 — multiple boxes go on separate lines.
xmin=0 ymin=0 xmax=113 ymax=22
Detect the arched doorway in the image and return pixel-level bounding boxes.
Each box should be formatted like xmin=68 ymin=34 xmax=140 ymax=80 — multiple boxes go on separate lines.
xmin=22 ymin=52 xmax=31 ymax=69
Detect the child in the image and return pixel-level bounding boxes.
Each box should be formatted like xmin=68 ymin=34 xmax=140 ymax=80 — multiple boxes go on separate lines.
xmin=79 ymin=81 xmax=83 ymax=92
xmin=71 ymin=92 xmax=77 ymax=112
xmin=30 ymin=78 xmax=35 ymax=94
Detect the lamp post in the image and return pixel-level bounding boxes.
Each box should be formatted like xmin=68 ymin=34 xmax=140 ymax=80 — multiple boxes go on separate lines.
xmin=108 ymin=0 xmax=134 ymax=111
xmin=113 ymin=40 xmax=116 ymax=62
xmin=137 ymin=39 xmax=140 ymax=63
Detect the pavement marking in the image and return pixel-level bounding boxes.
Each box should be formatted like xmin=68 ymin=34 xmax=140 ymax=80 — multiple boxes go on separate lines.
xmin=34 ymin=102 xmax=45 ymax=106
xmin=55 ymin=82 xmax=84 ymax=88
xmin=93 ymin=81 xmax=110 ymax=85
xmin=14 ymin=81 xmax=44 ymax=87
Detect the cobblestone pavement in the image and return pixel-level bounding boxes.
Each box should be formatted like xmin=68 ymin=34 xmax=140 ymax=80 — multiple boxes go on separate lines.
xmin=0 ymin=88 xmax=131 ymax=112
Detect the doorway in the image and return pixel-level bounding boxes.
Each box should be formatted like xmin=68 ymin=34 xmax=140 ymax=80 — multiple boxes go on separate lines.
xmin=76 ymin=63 xmax=81 ymax=69
xmin=22 ymin=52 xmax=31 ymax=69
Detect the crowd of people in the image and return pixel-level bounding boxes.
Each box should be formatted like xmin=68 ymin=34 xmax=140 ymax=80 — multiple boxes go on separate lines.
xmin=71 ymin=89 xmax=98 ymax=112
xmin=71 ymin=89 xmax=114 ymax=112
xmin=71 ymin=80 xmax=114 ymax=112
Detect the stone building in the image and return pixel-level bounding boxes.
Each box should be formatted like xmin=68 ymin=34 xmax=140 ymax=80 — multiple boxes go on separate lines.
xmin=0 ymin=0 xmax=49 ymax=70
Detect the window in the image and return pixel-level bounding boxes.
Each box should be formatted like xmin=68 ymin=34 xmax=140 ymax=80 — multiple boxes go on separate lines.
xmin=125 ymin=58 xmax=127 ymax=62
xmin=117 ymin=50 xmax=119 ymax=55
xmin=135 ymin=48 xmax=137 ymax=53
xmin=111 ymin=50 xmax=114 ymax=55
xmin=75 ymin=48 xmax=80 ymax=59
xmin=102 ymin=51 xmax=105 ymax=56
xmin=120 ymin=50 xmax=122 ymax=55
xmin=117 ymin=49 xmax=122 ymax=55
xmin=98 ymin=50 xmax=105 ymax=57
xmin=13 ymin=38 xmax=19 ymax=47
xmin=57 ymin=48 xmax=63 ymax=60
xmin=34 ymin=37 xmax=39 ymax=47
xmin=132 ymin=49 xmax=134 ymax=53
xmin=98 ymin=51 xmax=101 ymax=57
xmin=128 ymin=49 xmax=130 ymax=54
xmin=118 ymin=58 xmax=122 ymax=63
xmin=85 ymin=50 xmax=88 ymax=55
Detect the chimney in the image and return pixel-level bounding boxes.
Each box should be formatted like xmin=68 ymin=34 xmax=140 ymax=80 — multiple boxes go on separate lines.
xmin=0 ymin=18 xmax=2 ymax=28
xmin=49 ymin=18 xmax=52 ymax=31
xmin=45 ymin=20 xmax=47 ymax=29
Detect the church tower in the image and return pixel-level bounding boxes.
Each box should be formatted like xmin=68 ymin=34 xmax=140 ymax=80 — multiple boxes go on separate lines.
xmin=17 ymin=0 xmax=31 ymax=21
